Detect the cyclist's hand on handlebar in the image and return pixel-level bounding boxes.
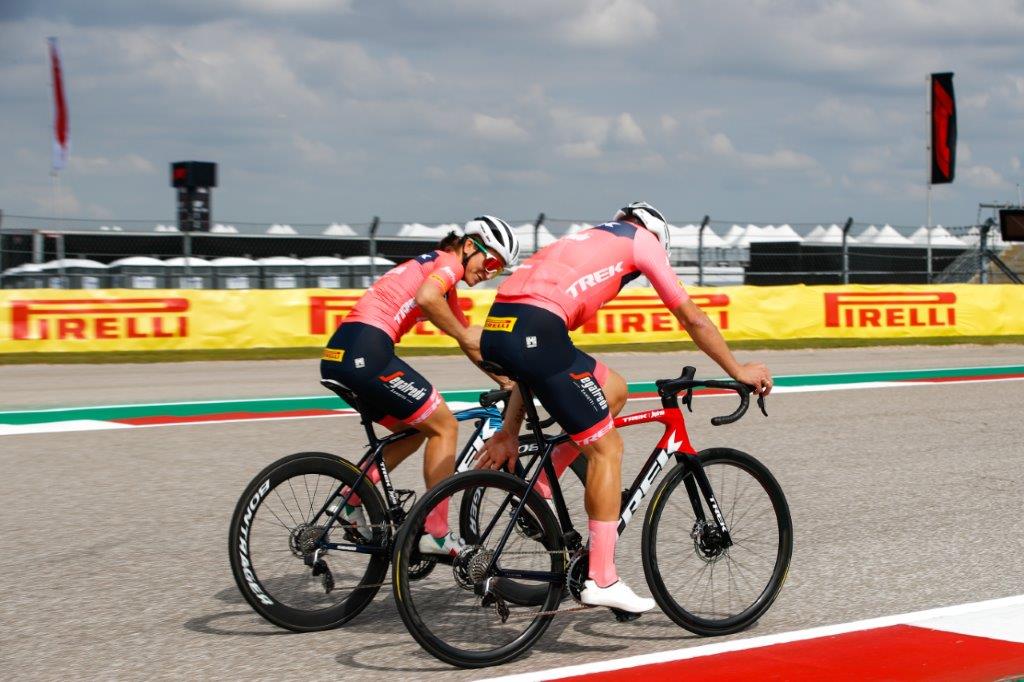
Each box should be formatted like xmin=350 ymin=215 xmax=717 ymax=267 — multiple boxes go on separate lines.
xmin=732 ymin=362 xmax=773 ymax=395
xmin=475 ymin=430 xmax=518 ymax=472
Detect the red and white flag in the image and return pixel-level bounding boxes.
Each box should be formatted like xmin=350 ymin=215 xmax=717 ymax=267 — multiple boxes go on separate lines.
xmin=48 ymin=36 xmax=69 ymax=172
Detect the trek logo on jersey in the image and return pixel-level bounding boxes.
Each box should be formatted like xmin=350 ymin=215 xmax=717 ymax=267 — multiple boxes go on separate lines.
xmin=378 ymin=370 xmax=428 ymax=400
xmin=484 ymin=316 xmax=517 ymax=332
xmin=566 ymin=262 xmax=625 ymax=298
xmin=393 ymin=297 xmax=418 ymax=325
xmin=321 ymin=348 xmax=344 ymax=362
xmin=10 ymin=297 xmax=189 ymax=341
xmin=824 ymin=291 xmax=957 ymax=328
xmin=309 ymin=295 xmax=361 ymax=335
xmin=569 ymin=371 xmax=608 ymax=411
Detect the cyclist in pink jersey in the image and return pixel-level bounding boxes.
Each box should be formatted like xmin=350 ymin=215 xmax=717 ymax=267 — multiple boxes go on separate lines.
xmin=476 ymin=202 xmax=773 ymax=613
xmin=321 ymin=216 xmax=520 ymax=557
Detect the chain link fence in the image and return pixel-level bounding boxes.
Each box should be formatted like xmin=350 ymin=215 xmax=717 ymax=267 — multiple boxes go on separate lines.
xmin=1 ymin=212 xmax=1019 ymax=290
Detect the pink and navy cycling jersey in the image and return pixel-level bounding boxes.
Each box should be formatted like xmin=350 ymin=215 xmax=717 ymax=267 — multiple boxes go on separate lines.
xmin=496 ymin=222 xmax=688 ymax=330
xmin=344 ymin=250 xmax=469 ymax=342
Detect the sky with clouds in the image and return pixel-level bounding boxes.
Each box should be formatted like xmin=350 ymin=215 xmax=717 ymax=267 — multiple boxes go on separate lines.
xmin=2 ymin=0 xmax=1023 ymax=227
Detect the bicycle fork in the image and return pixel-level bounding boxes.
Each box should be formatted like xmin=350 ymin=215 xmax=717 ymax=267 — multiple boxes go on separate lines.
xmin=679 ymin=454 xmax=733 ymax=554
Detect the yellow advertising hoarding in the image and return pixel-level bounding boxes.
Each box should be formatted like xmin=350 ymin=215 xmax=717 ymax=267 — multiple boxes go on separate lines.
xmin=1 ymin=284 xmax=1022 ymax=353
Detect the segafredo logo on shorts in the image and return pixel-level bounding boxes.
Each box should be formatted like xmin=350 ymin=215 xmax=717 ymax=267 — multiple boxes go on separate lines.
xmin=237 ymin=478 xmax=274 ymax=606
xmin=10 ymin=297 xmax=189 ymax=341
xmin=824 ymin=291 xmax=957 ymax=328
xmin=378 ymin=370 xmax=428 ymax=400
xmin=309 ymin=295 xmax=361 ymax=335
xmin=566 ymin=262 xmax=624 ymax=298
xmin=569 ymin=371 xmax=608 ymax=411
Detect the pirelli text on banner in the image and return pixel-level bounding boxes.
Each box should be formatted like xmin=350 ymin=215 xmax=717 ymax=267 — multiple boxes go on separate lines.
xmin=1 ymin=285 xmax=1023 ymax=353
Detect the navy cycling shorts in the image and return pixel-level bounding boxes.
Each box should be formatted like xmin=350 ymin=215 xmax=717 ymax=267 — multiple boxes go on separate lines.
xmin=320 ymin=322 xmax=441 ymax=429
xmin=481 ymin=302 xmax=612 ymax=445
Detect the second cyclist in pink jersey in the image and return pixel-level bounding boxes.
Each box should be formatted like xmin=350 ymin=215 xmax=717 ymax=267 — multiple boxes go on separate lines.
xmin=321 ymin=216 xmax=520 ymax=557
xmin=476 ymin=202 xmax=773 ymax=614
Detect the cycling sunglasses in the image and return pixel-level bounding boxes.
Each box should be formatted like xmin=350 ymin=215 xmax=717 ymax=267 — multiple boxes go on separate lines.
xmin=469 ymin=238 xmax=505 ymax=274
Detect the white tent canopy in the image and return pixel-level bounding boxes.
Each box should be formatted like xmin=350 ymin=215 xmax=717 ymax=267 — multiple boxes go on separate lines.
xmin=908 ymin=225 xmax=967 ymax=247
xmin=40 ymin=258 xmax=108 ymax=270
xmin=164 ymin=257 xmax=211 ymax=266
xmin=514 ymin=222 xmax=556 ymax=251
xmin=867 ymin=224 xmax=912 ymax=246
xmin=772 ymin=224 xmax=802 ymax=241
xmin=257 ymin=257 xmax=305 ymax=266
xmin=323 ymin=223 xmax=357 ymax=236
xmin=210 ymin=257 xmax=259 ymax=266
xmin=302 ymin=256 xmax=347 ymax=266
xmin=109 ymin=256 xmax=166 ymax=267
xmin=805 ymin=224 xmax=855 ymax=244
xmin=211 ymin=224 xmax=239 ymax=233
xmin=266 ymin=224 xmax=296 ymax=235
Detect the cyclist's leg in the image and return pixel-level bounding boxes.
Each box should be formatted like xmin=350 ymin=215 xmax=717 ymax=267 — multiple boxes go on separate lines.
xmin=535 ymin=365 xmax=629 ymax=498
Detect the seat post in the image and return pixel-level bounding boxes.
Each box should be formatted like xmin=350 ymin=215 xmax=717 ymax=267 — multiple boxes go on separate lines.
xmin=518 ymin=383 xmax=547 ymax=443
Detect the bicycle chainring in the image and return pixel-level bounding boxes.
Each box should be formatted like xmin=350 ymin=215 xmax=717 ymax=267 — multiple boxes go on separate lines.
xmin=566 ymin=550 xmax=589 ymax=603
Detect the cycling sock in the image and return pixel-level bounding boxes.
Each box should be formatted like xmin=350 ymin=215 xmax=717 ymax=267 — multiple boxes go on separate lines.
xmin=535 ymin=442 xmax=581 ymax=500
xmin=340 ymin=464 xmax=382 ymax=508
xmin=587 ymin=519 xmax=619 ymax=588
xmin=424 ymin=497 xmax=450 ymax=538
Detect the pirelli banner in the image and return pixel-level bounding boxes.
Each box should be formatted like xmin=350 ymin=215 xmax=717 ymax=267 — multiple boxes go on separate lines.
xmin=1 ymin=285 xmax=1023 ymax=354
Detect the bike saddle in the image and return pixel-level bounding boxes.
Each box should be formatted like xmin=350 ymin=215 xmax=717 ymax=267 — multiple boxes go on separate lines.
xmin=477 ymin=360 xmax=519 ymax=382
xmin=320 ymin=378 xmax=367 ymax=415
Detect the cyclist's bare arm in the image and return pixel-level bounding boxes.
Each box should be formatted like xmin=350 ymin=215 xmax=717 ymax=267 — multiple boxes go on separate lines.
xmin=415 ymin=281 xmax=479 ymax=360
xmin=476 ymin=386 xmax=525 ymax=469
xmin=671 ymin=299 xmax=773 ymax=394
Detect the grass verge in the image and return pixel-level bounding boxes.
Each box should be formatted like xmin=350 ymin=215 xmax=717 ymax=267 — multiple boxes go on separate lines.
xmin=1 ymin=335 xmax=1023 ymax=365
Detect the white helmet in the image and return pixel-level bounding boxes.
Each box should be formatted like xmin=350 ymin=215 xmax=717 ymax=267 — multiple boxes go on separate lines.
xmin=464 ymin=215 xmax=520 ymax=267
xmin=614 ymin=201 xmax=671 ymax=252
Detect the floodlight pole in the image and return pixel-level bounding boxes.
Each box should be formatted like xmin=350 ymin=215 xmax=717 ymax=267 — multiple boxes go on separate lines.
xmin=841 ymin=217 xmax=853 ymax=285
xmin=368 ymin=216 xmax=381 ymax=281
xmin=533 ymin=212 xmax=545 ymax=256
xmin=697 ymin=214 xmax=710 ymax=286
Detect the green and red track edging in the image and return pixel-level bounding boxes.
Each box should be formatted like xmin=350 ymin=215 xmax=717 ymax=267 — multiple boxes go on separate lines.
xmin=2 ymin=364 xmax=1023 ymax=436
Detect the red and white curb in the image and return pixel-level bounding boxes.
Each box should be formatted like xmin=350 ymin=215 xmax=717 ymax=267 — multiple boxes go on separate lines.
xmin=479 ymin=595 xmax=1024 ymax=681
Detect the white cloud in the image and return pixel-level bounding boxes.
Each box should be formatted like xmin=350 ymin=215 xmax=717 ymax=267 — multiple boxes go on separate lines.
xmin=566 ymin=0 xmax=657 ymax=46
xmin=472 ymin=114 xmax=530 ymax=143
xmin=660 ymin=115 xmax=679 ymax=134
xmin=292 ymin=134 xmax=337 ymax=165
xmin=612 ymin=113 xmax=646 ymax=145
xmin=703 ymin=131 xmax=818 ymax=172
xmin=961 ymin=164 xmax=1010 ymax=190
xmin=69 ymin=154 xmax=157 ymax=175
xmin=557 ymin=140 xmax=603 ymax=159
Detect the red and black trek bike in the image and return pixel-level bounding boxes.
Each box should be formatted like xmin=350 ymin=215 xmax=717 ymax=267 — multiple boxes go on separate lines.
xmin=391 ymin=365 xmax=793 ymax=668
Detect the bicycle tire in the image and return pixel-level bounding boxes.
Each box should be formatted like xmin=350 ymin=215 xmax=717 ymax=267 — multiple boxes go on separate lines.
xmin=641 ymin=447 xmax=792 ymax=636
xmin=393 ymin=470 xmax=565 ymax=668
xmin=228 ymin=451 xmax=390 ymax=632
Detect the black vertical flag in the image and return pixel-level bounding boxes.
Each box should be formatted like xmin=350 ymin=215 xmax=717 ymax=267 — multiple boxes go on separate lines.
xmin=930 ymin=72 xmax=956 ymax=184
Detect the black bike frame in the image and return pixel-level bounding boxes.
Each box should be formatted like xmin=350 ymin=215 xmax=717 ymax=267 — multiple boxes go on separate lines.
xmin=481 ymin=380 xmax=733 ymax=584
xmin=311 ymin=404 xmax=503 ymax=555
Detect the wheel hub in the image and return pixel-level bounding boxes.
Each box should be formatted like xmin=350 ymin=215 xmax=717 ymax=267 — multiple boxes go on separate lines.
xmin=691 ymin=520 xmax=727 ymax=561
xmin=453 ymin=546 xmax=493 ymax=590
xmin=289 ymin=523 xmax=327 ymax=557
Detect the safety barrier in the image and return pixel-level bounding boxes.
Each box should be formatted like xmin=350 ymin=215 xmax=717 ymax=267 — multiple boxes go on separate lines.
xmin=1 ymin=285 xmax=1022 ymax=353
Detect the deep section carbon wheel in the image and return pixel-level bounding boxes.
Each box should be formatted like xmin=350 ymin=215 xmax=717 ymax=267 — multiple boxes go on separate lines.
xmin=229 ymin=452 xmax=390 ymax=631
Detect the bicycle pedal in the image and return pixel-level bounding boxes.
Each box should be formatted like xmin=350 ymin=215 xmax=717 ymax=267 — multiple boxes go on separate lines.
xmin=610 ymin=608 xmax=642 ymax=623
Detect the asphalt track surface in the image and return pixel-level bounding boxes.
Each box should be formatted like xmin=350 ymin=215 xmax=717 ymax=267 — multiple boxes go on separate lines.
xmin=2 ymin=344 xmax=1023 ymax=680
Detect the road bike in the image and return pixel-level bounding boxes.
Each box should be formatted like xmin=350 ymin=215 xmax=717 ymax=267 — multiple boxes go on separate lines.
xmin=391 ymin=365 xmax=792 ymax=668
xmin=228 ymin=381 xmax=586 ymax=632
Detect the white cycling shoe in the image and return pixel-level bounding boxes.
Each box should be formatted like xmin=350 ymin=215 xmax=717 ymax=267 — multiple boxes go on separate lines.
xmin=580 ymin=579 xmax=656 ymax=614
xmin=418 ymin=531 xmax=466 ymax=557
xmin=331 ymin=501 xmax=373 ymax=541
